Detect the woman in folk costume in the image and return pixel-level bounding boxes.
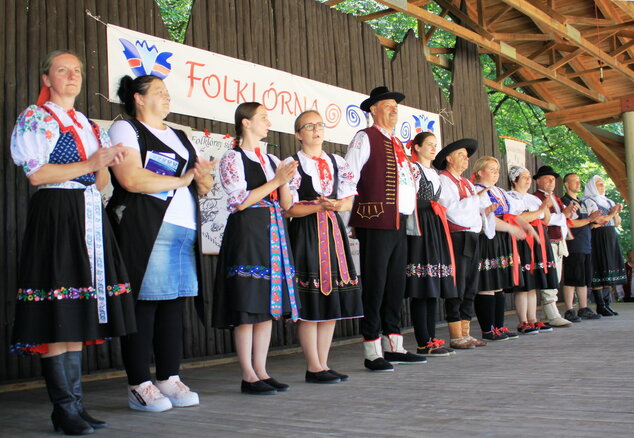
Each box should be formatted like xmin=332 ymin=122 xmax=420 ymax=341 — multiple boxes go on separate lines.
xmin=405 ymin=132 xmax=457 ymax=357
xmin=471 ymin=156 xmax=529 ymax=342
xmin=108 ymin=75 xmax=214 ymax=412
xmin=213 ymin=102 xmax=299 ymax=395
xmin=434 ymin=139 xmax=494 ymax=349
xmin=583 ymin=175 xmax=626 ymax=316
xmin=507 ymin=166 xmax=559 ymax=334
xmin=286 ymin=110 xmax=363 ymax=383
xmin=9 ymin=50 xmax=136 ymax=435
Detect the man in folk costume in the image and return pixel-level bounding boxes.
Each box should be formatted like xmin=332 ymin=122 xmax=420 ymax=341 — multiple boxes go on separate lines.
xmin=532 ymin=166 xmax=576 ymax=327
xmin=434 ymin=139 xmax=496 ymax=349
xmin=345 ymin=86 xmax=426 ymax=371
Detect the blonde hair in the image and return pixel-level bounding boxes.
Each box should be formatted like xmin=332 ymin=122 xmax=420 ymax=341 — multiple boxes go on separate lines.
xmin=471 ymin=156 xmax=499 ymax=182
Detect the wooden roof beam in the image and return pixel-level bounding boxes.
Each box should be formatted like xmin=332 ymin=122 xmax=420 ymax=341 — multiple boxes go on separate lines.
xmin=487 ymin=4 xmax=513 ymax=28
xmin=562 ymin=16 xmax=614 ymax=27
xmin=490 ymin=33 xmax=554 ymax=42
xmin=483 ymin=78 xmax=558 ymax=111
xmin=324 ymin=0 xmax=347 ymax=6
xmin=612 ymin=0 xmax=634 ymax=22
xmin=496 ymin=41 xmax=557 ymax=82
xmin=499 ymin=0 xmax=634 ymax=83
xmin=580 ymin=20 xmax=634 ymax=38
xmin=374 ymin=1 xmax=604 ymax=101
xmin=358 ymin=9 xmax=396 ymax=22
xmin=545 ymin=100 xmax=624 ymax=127
xmin=375 ymin=34 xmax=399 ymax=50
xmin=434 ymin=0 xmax=494 ymax=40
xmin=512 ymin=78 xmax=550 ymax=89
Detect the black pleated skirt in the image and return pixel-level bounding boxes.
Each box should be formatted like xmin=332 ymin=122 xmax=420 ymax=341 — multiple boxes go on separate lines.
xmin=591 ymin=226 xmax=626 ymax=286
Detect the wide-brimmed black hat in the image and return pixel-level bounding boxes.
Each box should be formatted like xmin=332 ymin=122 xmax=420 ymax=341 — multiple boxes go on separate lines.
xmin=432 ymin=138 xmax=478 ymax=171
xmin=532 ymin=165 xmax=560 ymax=180
xmin=360 ymin=86 xmax=405 ymax=112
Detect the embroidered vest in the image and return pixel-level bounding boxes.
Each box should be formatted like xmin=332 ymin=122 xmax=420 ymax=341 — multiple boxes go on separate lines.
xmin=349 ymin=127 xmax=401 ymax=230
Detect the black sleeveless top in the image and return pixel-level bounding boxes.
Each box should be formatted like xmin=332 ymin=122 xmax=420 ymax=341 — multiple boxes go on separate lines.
xmin=234 ymin=147 xmax=277 ymax=202
xmin=292 ymin=152 xmax=339 ymax=201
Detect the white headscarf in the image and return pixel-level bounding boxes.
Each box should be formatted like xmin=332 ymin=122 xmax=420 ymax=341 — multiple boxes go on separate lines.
xmin=583 ymin=175 xmax=614 ymax=209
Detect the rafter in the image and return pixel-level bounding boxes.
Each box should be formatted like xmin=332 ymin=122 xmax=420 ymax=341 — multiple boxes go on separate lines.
xmin=545 ymin=100 xmax=623 ymax=126
xmin=483 ymin=78 xmax=557 ymax=111
xmin=498 ymin=0 xmax=634 ymax=83
xmin=486 ymin=4 xmax=513 ymax=28
xmin=358 ymin=9 xmax=395 ymax=22
xmin=434 ymin=0 xmax=494 ymax=40
xmin=491 ymin=33 xmax=554 ymax=42
xmin=375 ymin=1 xmax=605 ymax=101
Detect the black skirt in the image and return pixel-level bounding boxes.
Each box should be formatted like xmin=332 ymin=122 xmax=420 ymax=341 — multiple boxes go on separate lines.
xmin=591 ymin=226 xmax=626 ymax=286
xmin=288 ymin=212 xmax=362 ymax=321
xmin=478 ymin=231 xmax=520 ymax=292
xmin=212 ymin=206 xmax=298 ymax=328
xmin=10 ymin=188 xmax=136 ymax=354
xmin=405 ymin=205 xmax=458 ymax=299
xmin=511 ymin=235 xmax=558 ymax=292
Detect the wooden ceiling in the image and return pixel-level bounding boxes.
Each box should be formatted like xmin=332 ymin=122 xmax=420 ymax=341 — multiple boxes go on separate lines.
xmin=325 ymin=0 xmax=634 ymax=198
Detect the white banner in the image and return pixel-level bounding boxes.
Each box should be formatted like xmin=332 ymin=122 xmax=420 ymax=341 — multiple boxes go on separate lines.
xmin=503 ymin=137 xmax=528 ymax=170
xmin=106 ymin=24 xmax=442 ymax=146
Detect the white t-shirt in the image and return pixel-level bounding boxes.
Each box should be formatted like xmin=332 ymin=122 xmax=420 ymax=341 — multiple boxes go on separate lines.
xmin=109 ymin=120 xmax=197 ymax=230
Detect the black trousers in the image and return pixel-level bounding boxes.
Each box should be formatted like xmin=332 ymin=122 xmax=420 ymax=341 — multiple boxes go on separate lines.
xmin=121 ymin=298 xmax=185 ymax=385
xmin=444 ymin=231 xmax=480 ymax=322
xmin=356 ymin=219 xmax=407 ymax=340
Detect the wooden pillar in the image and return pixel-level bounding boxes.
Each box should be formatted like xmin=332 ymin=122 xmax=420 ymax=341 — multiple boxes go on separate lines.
xmin=622 ymin=108 xmax=634 ymax=252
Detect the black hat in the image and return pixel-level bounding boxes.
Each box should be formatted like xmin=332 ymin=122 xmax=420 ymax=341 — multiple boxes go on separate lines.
xmin=432 ymin=138 xmax=478 ymax=171
xmin=532 ymin=165 xmax=560 ymax=180
xmin=360 ymin=86 xmax=405 ymax=112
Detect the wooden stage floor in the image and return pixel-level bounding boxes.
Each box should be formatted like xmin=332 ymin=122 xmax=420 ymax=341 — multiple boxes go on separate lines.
xmin=1 ymin=303 xmax=633 ymax=437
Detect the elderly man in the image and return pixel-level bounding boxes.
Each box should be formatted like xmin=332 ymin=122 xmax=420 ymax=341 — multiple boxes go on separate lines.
xmin=434 ymin=139 xmax=495 ymax=349
xmin=345 ymin=86 xmax=425 ymax=371
xmin=532 ymin=166 xmax=576 ymax=327
xmin=561 ymin=173 xmax=603 ymax=321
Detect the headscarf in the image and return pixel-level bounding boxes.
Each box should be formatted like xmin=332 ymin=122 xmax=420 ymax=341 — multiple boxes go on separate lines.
xmin=583 ymin=175 xmax=614 ymax=209
xmin=508 ymin=165 xmax=528 ymax=185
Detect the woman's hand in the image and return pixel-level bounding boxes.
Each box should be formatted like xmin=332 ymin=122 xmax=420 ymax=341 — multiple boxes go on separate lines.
xmin=274 ymin=160 xmax=299 ymax=186
xmin=484 ymin=203 xmax=499 ymax=215
xmin=193 ymin=157 xmax=218 ymax=195
xmin=88 ymin=144 xmax=129 ymax=171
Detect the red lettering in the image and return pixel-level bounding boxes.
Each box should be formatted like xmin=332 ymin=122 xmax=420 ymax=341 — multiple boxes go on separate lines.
xmin=185 ymin=61 xmax=206 ymax=98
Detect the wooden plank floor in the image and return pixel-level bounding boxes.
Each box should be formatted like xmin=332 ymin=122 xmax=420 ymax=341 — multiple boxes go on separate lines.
xmin=1 ymin=303 xmax=633 ymax=437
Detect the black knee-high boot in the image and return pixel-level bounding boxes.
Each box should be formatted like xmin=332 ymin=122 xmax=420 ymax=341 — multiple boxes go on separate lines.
xmin=41 ymin=354 xmax=94 ymax=435
xmin=593 ymin=289 xmax=613 ymax=316
xmin=603 ymin=288 xmax=619 ymax=315
xmin=65 ymin=351 xmax=106 ymax=429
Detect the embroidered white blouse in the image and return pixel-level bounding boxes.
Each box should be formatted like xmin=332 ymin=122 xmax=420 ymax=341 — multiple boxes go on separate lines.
xmin=288 ymin=150 xmax=357 ymax=203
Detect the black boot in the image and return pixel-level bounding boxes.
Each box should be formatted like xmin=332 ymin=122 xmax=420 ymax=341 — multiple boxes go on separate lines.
xmin=41 ymin=354 xmax=94 ymax=435
xmin=593 ymin=290 xmax=613 ymax=317
xmin=66 ymin=351 xmax=107 ymax=429
xmin=603 ymin=288 xmax=619 ymax=316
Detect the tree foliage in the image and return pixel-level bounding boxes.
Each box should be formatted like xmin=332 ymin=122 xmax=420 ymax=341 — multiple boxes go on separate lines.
xmin=155 ymin=0 xmax=193 ymax=43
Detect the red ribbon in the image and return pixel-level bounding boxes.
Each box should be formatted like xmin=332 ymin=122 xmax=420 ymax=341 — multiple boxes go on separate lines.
xmin=530 ymin=219 xmax=548 ymax=273
xmin=254 ymin=147 xmax=278 ymax=201
xmin=36 ymin=85 xmax=50 ymax=105
xmin=392 ymin=137 xmax=408 ymax=166
xmin=66 ymin=109 xmax=84 ymax=129
xmin=502 ymin=213 xmax=521 ymax=286
xmin=311 ymin=156 xmax=333 ymax=195
xmin=431 ymin=200 xmax=456 ymax=286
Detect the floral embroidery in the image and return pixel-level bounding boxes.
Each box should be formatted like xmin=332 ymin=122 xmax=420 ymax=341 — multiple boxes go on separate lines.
xmin=16 ymin=283 xmax=132 ymax=301
xmin=406 ymin=263 xmax=454 ymax=278
xmin=220 ymin=150 xmax=249 ymax=211
xmin=520 ymin=261 xmax=557 ymax=272
xmin=478 ymin=254 xmax=514 ymax=272
xmin=228 ymin=264 xmax=297 ymax=280
xmin=297 ymin=275 xmax=359 ymax=290
xmin=593 ymin=269 xmax=627 ymax=284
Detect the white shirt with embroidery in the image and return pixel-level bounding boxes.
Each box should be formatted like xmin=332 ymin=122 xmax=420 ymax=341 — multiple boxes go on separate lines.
xmin=345 ymin=125 xmax=416 ymax=215
xmin=537 ymin=189 xmax=568 ymax=237
xmin=11 ymin=101 xmax=109 ymax=177
xmin=219 ymin=148 xmax=282 ymax=213
xmin=438 ymin=172 xmax=494 ymax=235
xmin=288 ymin=150 xmax=357 ymax=204
xmin=507 ymin=190 xmax=546 ymax=219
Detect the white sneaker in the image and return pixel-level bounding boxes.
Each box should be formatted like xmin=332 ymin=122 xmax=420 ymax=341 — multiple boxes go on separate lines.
xmin=128 ymin=381 xmax=173 ymax=412
xmin=155 ymin=375 xmax=199 ymax=407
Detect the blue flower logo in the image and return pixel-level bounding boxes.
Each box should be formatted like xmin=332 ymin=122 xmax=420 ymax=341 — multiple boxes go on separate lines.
xmin=119 ymin=38 xmax=173 ymax=79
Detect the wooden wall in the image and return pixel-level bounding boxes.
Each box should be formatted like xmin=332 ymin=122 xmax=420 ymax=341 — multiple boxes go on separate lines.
xmin=0 ymin=0 xmax=541 ymax=382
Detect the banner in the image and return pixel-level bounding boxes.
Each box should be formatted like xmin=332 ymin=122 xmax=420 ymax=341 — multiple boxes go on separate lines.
xmin=503 ymin=137 xmax=528 ymax=169
xmin=106 ymin=24 xmax=442 ymax=146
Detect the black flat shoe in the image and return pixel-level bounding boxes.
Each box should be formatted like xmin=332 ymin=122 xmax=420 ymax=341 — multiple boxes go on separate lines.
xmin=262 ymin=377 xmax=290 ymax=392
xmin=305 ymin=370 xmax=340 ymax=384
xmin=326 ymin=369 xmax=349 ymax=382
xmin=241 ymin=380 xmax=276 ymax=395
